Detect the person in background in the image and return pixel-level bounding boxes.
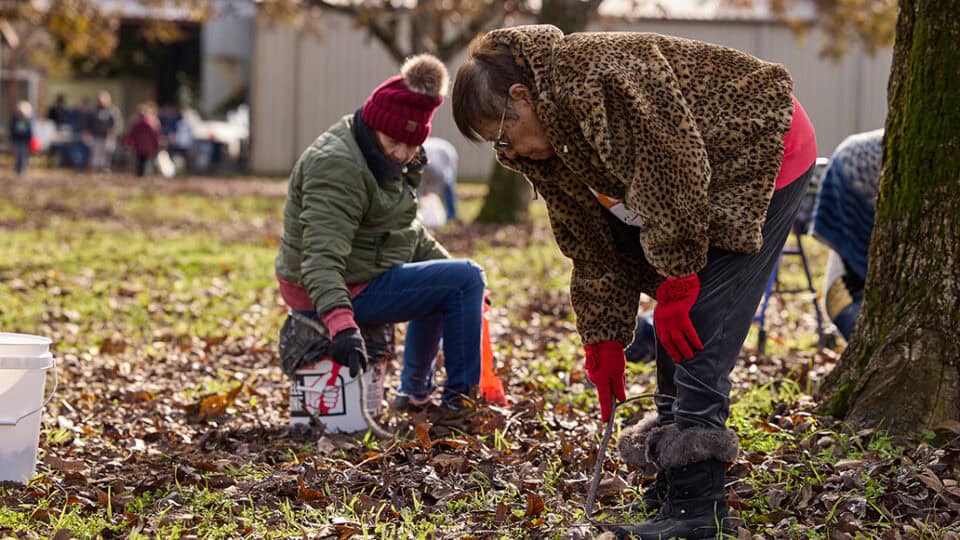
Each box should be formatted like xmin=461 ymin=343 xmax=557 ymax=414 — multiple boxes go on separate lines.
xmin=123 ymin=103 xmax=163 ymax=177
xmin=46 ymin=94 xmax=72 ymax=166
xmin=157 ymin=104 xmax=180 ymax=138
xmin=160 ymin=104 xmax=193 ymax=166
xmin=452 ymin=25 xmax=816 ymax=539
xmin=9 ymin=101 xmax=34 ymax=175
xmin=811 ymin=129 xmax=882 ymax=340
xmin=67 ymin=98 xmax=91 ymax=169
xmin=421 ymin=137 xmax=460 ymax=222
xmin=87 ymin=91 xmax=118 ymax=172
xmin=47 ymin=94 xmax=69 ymax=129
xmin=275 ymin=54 xmax=487 ymax=417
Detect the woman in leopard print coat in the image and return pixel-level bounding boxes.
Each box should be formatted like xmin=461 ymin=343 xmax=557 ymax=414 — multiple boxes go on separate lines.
xmin=452 ymin=25 xmax=816 ymax=539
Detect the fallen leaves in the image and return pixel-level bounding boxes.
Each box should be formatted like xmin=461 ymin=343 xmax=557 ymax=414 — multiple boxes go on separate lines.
xmin=524 ymin=493 xmax=545 ymax=518
xmin=414 ymin=422 xmax=433 ymax=449
xmin=195 ymin=382 xmax=244 ymax=420
xmin=1 ymin=174 xmax=958 ymax=539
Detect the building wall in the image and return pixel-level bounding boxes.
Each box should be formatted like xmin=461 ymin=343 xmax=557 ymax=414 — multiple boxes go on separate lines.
xmin=202 ymin=12 xmax=254 ymax=116
xmin=250 ymin=13 xmax=892 ymax=179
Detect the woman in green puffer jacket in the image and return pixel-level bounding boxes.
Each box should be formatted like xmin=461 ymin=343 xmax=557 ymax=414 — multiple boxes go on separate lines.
xmin=276 ymin=55 xmax=486 ymax=414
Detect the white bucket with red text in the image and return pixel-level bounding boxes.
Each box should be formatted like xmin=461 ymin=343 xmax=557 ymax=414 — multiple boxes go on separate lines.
xmin=289 ymin=358 xmax=384 ymax=433
xmin=0 ymin=333 xmax=57 ymax=483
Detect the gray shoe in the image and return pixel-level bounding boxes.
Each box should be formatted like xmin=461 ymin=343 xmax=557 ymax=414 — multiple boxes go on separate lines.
xmin=391 ymin=394 xmax=432 ymax=413
xmin=431 ymin=388 xmax=482 ymax=424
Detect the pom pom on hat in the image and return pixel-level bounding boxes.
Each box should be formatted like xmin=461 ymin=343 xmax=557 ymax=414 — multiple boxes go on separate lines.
xmin=362 ymin=54 xmax=448 ymax=146
xmin=401 ymin=54 xmax=449 ymax=97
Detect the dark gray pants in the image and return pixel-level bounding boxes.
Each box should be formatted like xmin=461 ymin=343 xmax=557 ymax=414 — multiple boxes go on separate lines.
xmin=655 ymin=166 xmax=814 ymax=430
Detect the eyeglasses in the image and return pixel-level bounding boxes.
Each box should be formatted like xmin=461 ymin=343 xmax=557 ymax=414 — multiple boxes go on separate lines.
xmin=493 ymin=96 xmax=511 ymax=150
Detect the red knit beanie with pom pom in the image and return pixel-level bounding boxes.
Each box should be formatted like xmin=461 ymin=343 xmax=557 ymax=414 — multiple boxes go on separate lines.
xmin=362 ymin=54 xmax=448 ymax=146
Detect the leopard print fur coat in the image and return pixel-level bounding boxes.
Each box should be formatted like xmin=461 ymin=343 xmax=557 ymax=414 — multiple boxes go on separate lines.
xmin=490 ymin=25 xmax=795 ymax=345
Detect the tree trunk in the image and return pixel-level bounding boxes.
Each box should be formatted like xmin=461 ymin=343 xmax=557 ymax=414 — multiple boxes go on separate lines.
xmin=539 ymin=0 xmax=603 ymax=34
xmin=818 ymin=0 xmax=960 ymax=436
xmin=476 ymin=161 xmax=531 ymax=223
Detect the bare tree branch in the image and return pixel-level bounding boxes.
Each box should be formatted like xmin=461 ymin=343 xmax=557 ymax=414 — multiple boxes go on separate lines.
xmin=435 ymin=0 xmax=508 ymax=60
xmin=307 ymin=0 xmax=408 ymax=62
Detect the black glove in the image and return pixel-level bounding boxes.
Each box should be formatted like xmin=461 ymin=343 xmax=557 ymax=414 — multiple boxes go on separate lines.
xmin=330 ymin=328 xmax=368 ymax=378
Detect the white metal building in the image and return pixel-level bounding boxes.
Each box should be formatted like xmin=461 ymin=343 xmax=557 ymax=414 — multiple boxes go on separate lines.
xmin=250 ymin=11 xmax=892 ymax=179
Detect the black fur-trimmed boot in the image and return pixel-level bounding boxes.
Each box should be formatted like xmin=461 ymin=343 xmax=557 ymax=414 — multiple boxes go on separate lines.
xmin=618 ymin=415 xmax=667 ymax=512
xmin=610 ymin=426 xmax=738 ymax=540
xmin=637 ymin=471 xmax=667 ymax=511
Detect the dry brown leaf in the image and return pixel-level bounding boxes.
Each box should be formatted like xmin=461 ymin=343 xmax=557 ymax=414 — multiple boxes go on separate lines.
xmin=595 ymin=475 xmax=628 ymax=500
xmin=472 ymin=413 xmax=506 ymax=434
xmin=357 ymin=493 xmax=382 ymax=512
xmin=31 ymin=507 xmax=52 ymax=522
xmin=761 ymin=422 xmax=781 ymax=433
xmin=99 ymin=335 xmax=127 ymax=354
xmin=414 ymin=422 xmax=433 ymax=449
xmin=796 ymin=482 xmax=813 ymax=508
xmin=828 ymin=529 xmax=852 ymax=540
xmin=43 ymin=455 xmax=86 ymax=473
xmin=432 ymin=437 xmax=470 ymax=450
xmin=203 ymin=335 xmax=229 ymax=351
xmin=117 ymin=284 xmax=143 ymax=297
xmin=833 ymin=459 xmax=863 ymax=471
xmin=494 ymin=501 xmax=509 ymax=524
xmin=524 ymin=493 xmax=545 ymax=518
xmin=335 ymin=524 xmax=362 ymax=540
xmin=431 ymin=453 xmax=466 ymax=471
xmin=915 ymin=469 xmax=944 ymax=493
xmin=198 ymin=382 xmax=244 ymax=418
xmin=65 ymin=494 xmax=94 ymax=509
xmin=297 ymin=476 xmax=327 ymax=503
xmin=131 ymin=391 xmax=153 ymax=402
xmin=879 ymin=529 xmax=902 ymax=540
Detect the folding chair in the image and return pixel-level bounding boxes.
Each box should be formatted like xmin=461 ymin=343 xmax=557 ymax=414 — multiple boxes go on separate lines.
xmin=753 ymin=158 xmax=829 ymax=354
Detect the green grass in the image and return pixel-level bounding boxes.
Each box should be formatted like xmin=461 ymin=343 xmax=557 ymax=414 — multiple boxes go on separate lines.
xmin=0 ymin=198 xmax=26 ymax=221
xmin=117 ymin=194 xmax=284 ymax=225
xmin=2 ymin=177 xmax=946 ymax=539
xmin=0 ymin=222 xmax=278 ymax=352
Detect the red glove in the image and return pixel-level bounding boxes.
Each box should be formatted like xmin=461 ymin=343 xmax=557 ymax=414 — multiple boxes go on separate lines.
xmin=654 ymin=274 xmax=704 ymax=362
xmin=584 ymin=341 xmax=627 ymax=422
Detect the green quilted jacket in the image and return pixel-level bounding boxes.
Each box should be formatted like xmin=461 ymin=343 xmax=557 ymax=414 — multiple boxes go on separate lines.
xmin=275 ymin=114 xmax=449 ymax=314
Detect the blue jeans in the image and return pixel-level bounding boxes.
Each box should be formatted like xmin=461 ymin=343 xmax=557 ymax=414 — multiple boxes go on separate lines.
xmin=13 ymin=142 xmax=29 ymax=174
xmin=831 ymin=295 xmax=862 ymax=340
xmin=442 ymin=182 xmax=459 ymax=221
xmin=69 ymin=140 xmax=89 ymax=169
xmin=349 ymin=259 xmax=485 ymax=402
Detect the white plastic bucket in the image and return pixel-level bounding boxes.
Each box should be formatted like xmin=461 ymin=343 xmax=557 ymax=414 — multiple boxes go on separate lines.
xmin=289 ymin=358 xmax=384 ymax=433
xmin=0 ymin=333 xmax=57 ymax=483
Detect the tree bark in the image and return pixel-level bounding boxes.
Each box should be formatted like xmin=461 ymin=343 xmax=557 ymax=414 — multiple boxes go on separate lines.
xmin=476 ymin=162 xmax=531 ymax=223
xmin=818 ymin=0 xmax=960 ymax=436
xmin=539 ymin=0 xmax=604 ymax=34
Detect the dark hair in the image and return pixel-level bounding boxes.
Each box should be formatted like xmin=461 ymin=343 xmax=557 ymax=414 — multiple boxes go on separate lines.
xmin=452 ymin=33 xmax=531 ymax=142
